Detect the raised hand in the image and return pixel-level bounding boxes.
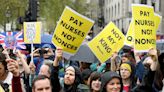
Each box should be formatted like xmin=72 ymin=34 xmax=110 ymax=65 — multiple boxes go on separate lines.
xmin=53 ymin=47 xmax=63 ymax=66
xmin=29 ymin=62 xmax=36 ymax=74
xmin=6 ymin=59 xmax=19 ymax=77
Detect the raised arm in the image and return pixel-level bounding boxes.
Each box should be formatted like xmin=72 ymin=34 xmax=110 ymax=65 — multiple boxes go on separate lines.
xmin=51 ymin=47 xmax=63 ymax=92
xmin=110 ymin=52 xmax=118 ymax=72
xmin=17 ymin=50 xmax=31 ymax=74
xmin=6 ymin=59 xmax=23 ymax=92
xmin=53 ymin=47 xmax=63 ymax=67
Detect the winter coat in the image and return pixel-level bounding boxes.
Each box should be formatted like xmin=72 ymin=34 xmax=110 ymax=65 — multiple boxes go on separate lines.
xmin=77 ymin=84 xmax=90 ymax=92
xmin=131 ymin=69 xmax=155 ymax=92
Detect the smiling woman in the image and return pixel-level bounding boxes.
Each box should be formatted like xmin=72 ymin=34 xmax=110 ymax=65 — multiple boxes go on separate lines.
xmin=100 ymin=71 xmax=123 ymax=92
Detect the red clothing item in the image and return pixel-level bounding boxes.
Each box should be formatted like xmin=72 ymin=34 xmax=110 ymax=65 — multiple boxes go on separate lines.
xmin=12 ymin=76 xmax=22 ymax=92
xmin=123 ymin=85 xmax=130 ymax=92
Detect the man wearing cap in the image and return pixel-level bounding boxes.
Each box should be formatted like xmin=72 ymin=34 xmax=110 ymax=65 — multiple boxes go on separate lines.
xmin=30 ymin=44 xmax=55 ymax=75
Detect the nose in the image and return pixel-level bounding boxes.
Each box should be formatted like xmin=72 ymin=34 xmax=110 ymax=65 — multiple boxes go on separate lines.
xmin=43 ymin=89 xmax=47 ymax=92
xmin=65 ymin=74 xmax=70 ymax=78
xmin=113 ymin=83 xmax=120 ymax=89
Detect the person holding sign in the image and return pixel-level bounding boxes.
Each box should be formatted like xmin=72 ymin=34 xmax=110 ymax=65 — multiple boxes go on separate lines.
xmin=53 ymin=47 xmax=83 ymax=92
xmin=153 ymin=53 xmax=164 ymax=92
xmin=132 ymin=48 xmax=159 ymax=92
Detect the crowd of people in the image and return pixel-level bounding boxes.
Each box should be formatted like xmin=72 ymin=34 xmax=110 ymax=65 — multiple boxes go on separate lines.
xmin=0 ymin=43 xmax=164 ymax=92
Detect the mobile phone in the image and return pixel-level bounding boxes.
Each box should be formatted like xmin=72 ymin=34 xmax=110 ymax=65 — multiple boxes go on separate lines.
xmin=7 ymin=49 xmax=16 ymax=60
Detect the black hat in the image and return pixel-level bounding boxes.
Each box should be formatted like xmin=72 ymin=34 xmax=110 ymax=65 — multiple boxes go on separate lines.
xmin=81 ymin=69 xmax=92 ymax=80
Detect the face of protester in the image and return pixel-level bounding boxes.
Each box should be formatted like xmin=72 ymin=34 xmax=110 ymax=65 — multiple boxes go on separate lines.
xmin=0 ymin=62 xmax=6 ymax=78
xmin=64 ymin=66 xmax=75 ymax=85
xmin=39 ymin=65 xmax=50 ymax=77
xmin=33 ymin=78 xmax=52 ymax=92
xmin=43 ymin=48 xmax=50 ymax=58
xmin=121 ymin=56 xmax=129 ymax=63
xmin=120 ymin=67 xmax=131 ymax=79
xmin=106 ymin=78 xmax=121 ymax=92
xmin=91 ymin=79 xmax=101 ymax=91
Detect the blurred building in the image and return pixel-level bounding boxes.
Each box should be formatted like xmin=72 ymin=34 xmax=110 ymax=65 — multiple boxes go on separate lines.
xmin=103 ymin=0 xmax=163 ymax=37
xmin=85 ymin=0 xmax=100 ymax=37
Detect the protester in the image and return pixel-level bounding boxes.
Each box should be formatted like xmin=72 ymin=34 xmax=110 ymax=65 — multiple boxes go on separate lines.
xmin=153 ymin=53 xmax=164 ymax=92
xmin=53 ymin=47 xmax=83 ymax=92
xmin=16 ymin=49 xmax=31 ymax=74
xmin=29 ymin=44 xmax=54 ymax=75
xmin=33 ymin=54 xmax=60 ymax=92
xmin=110 ymin=52 xmax=122 ymax=72
xmin=32 ymin=75 xmax=52 ymax=92
xmin=80 ymin=62 xmax=92 ymax=71
xmin=9 ymin=52 xmax=59 ymax=92
xmin=0 ymin=53 xmax=12 ymax=92
xmin=77 ymin=68 xmax=92 ymax=92
xmin=100 ymin=71 xmax=123 ymax=92
xmin=6 ymin=58 xmax=23 ymax=92
xmin=134 ymin=52 xmax=147 ymax=84
xmin=132 ymin=48 xmax=158 ymax=92
xmin=120 ymin=62 xmax=136 ymax=92
xmin=89 ymin=71 xmax=101 ymax=92
xmin=39 ymin=63 xmax=51 ymax=77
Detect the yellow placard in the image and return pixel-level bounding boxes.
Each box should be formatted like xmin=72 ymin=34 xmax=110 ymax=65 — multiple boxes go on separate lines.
xmin=88 ymin=22 xmax=125 ymax=63
xmin=154 ymin=13 xmax=162 ymax=31
xmin=24 ymin=22 xmax=41 ymax=44
xmin=132 ymin=4 xmax=156 ymax=52
xmin=124 ymin=20 xmax=134 ymax=47
xmin=52 ymin=6 xmax=94 ymax=54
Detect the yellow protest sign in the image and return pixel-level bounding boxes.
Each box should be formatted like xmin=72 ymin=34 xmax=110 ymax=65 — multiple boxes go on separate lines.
xmin=154 ymin=13 xmax=162 ymax=31
xmin=52 ymin=6 xmax=94 ymax=54
xmin=88 ymin=22 xmax=125 ymax=63
xmin=132 ymin=4 xmax=156 ymax=52
xmin=124 ymin=20 xmax=134 ymax=47
xmin=24 ymin=22 xmax=41 ymax=44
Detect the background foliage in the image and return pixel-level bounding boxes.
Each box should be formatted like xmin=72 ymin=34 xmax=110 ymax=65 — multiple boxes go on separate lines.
xmin=0 ymin=0 xmax=88 ymax=32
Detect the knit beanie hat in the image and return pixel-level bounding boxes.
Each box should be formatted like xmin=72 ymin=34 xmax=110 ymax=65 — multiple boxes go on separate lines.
xmin=120 ymin=63 xmax=132 ymax=73
xmin=100 ymin=71 xmax=122 ymax=92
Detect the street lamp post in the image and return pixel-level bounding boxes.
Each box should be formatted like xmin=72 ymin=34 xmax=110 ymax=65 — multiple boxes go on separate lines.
xmin=5 ymin=6 xmax=11 ymax=32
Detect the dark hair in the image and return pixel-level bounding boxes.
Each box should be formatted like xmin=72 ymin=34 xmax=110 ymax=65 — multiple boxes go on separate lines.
xmin=32 ymin=75 xmax=51 ymax=89
xmin=0 ymin=53 xmax=7 ymax=70
xmin=89 ymin=71 xmax=101 ymax=91
xmin=153 ymin=53 xmax=164 ymax=90
xmin=101 ymin=71 xmax=123 ymax=92
xmin=121 ymin=53 xmax=136 ymax=64
xmin=80 ymin=62 xmax=91 ymax=71
xmin=64 ymin=65 xmax=83 ymax=92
